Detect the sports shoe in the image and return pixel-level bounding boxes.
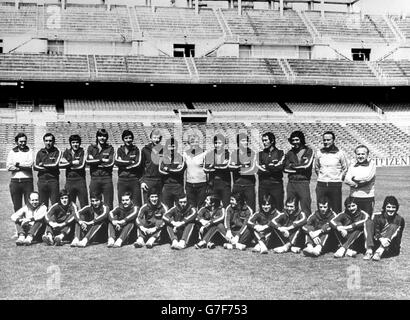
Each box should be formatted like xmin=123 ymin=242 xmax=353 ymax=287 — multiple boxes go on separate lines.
xmin=252 ymin=244 xmax=261 ymax=253
xmin=146 ymin=237 xmax=156 ymax=249
xmin=273 ymin=244 xmax=290 ymax=254
xmin=107 ymin=238 xmax=115 ymax=248
xmin=134 ymin=237 xmax=145 ymax=248
xmin=78 ymin=238 xmax=88 ymax=248
xmin=291 ymin=246 xmax=301 ymax=254
xmin=171 ymin=239 xmax=179 ymax=249
xmin=334 ymin=247 xmax=346 ymax=258
xmin=54 ymin=235 xmax=64 ymax=246
xmin=16 ymin=235 xmax=25 ymax=246
xmin=113 ymin=238 xmax=123 ymax=248
xmin=71 ymin=238 xmax=80 ymax=247
xmin=345 ymin=249 xmax=357 ymax=258
xmin=178 ymin=240 xmax=186 ymax=249
xmin=195 ymin=241 xmax=206 ymax=249
xmin=235 ymin=243 xmax=246 ymax=251
xmin=259 ymin=242 xmax=268 ymax=254
xmin=207 ymin=242 xmax=216 ymax=249
xmin=303 ymin=246 xmax=314 ymax=256
xmin=372 ymin=252 xmax=382 ymax=261
xmin=363 ymin=249 xmax=373 ymax=260
xmin=23 ymin=235 xmax=33 ymax=246
xmin=312 ymin=245 xmax=322 ymax=257
xmin=224 ymin=243 xmax=233 ymax=250
xmin=42 ymin=233 xmax=54 ymax=246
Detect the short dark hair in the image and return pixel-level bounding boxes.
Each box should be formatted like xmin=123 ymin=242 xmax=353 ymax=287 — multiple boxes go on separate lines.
xmin=285 ymin=196 xmax=299 ymax=212
xmin=69 ymin=134 xmax=81 ymax=145
xmin=288 ymin=131 xmax=306 ymax=146
xmin=15 ymin=132 xmax=27 ymax=143
xmin=323 ymin=131 xmax=335 ymax=140
xmin=231 ymin=192 xmax=245 ymax=206
xmin=178 ymin=193 xmax=187 ymax=200
xmin=261 ymin=193 xmax=275 ymax=209
xmin=90 ymin=192 xmax=102 ymax=201
xmin=121 ymin=130 xmax=134 ymax=141
xmin=121 ymin=192 xmax=132 ymax=199
xmin=213 ymin=133 xmax=226 ymax=145
xmin=317 ymin=196 xmax=330 ymax=206
xmin=262 ymin=132 xmax=275 ymax=143
xmin=59 ymin=189 xmax=69 ymax=199
xmin=43 ymin=133 xmax=55 ymax=142
xmin=382 ymin=196 xmax=399 ymax=212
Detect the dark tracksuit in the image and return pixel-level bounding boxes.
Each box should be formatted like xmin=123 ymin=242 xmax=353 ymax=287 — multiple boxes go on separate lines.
xmin=204 ymin=149 xmax=231 ymax=208
xmin=365 ymin=211 xmax=405 ymax=255
xmin=45 ymin=202 xmax=77 ymax=237
xmin=62 ymin=147 xmax=88 ymax=208
xmin=257 ymin=147 xmax=285 ymax=211
xmin=268 ymin=209 xmax=307 ymax=247
xmin=247 ymin=208 xmax=279 ymax=247
xmin=284 ymin=146 xmax=314 ymax=215
xmin=108 ymin=204 xmax=139 ymax=243
xmin=331 ymin=209 xmax=369 ymax=251
xmin=163 ymin=204 xmax=197 ymax=244
xmin=34 ymin=147 xmax=62 ymax=207
xmin=224 ymin=204 xmax=253 ymax=245
xmin=87 ymin=143 xmax=115 ymax=210
xmin=159 ymin=151 xmax=186 ymax=209
xmin=196 ymin=206 xmax=225 ymax=243
xmin=115 ymin=144 xmax=142 ymax=207
xmin=302 ymin=209 xmax=337 ymax=251
xmin=141 ymin=142 xmax=164 ymax=203
xmin=230 ymin=148 xmax=257 ymax=212
xmin=75 ymin=203 xmax=109 ymax=243
xmin=136 ymin=202 xmax=168 ymax=241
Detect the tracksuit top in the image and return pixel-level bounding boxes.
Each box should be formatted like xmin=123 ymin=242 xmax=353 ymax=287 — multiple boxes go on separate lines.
xmin=302 ymin=209 xmax=337 ymax=233
xmin=109 ymin=204 xmax=139 ymax=224
xmin=344 ymin=160 xmax=376 ymax=198
xmin=183 ymin=149 xmax=207 ymax=184
xmin=257 ymin=147 xmax=285 ymax=184
xmin=11 ymin=203 xmax=47 ymax=223
xmin=76 ymin=204 xmax=109 ymax=224
xmin=87 ymin=143 xmax=115 ymax=177
xmin=224 ymin=204 xmax=253 ymax=233
xmin=163 ymin=205 xmax=197 ymax=225
xmin=330 ymin=209 xmax=368 ymax=231
xmin=35 ymin=147 xmax=61 ymax=180
xmin=141 ymin=142 xmax=163 ymax=182
xmin=371 ymin=211 xmax=405 ymax=240
xmin=115 ymin=144 xmax=142 ymax=179
xmin=204 ymin=149 xmax=231 ymax=184
xmin=136 ymin=202 xmax=168 ymax=228
xmin=284 ymin=146 xmax=314 ymax=181
xmin=197 ymin=206 xmax=225 ymax=226
xmin=6 ymin=146 xmax=34 ymax=179
xmin=269 ymin=209 xmax=307 ymax=230
xmin=315 ymin=145 xmax=349 ymax=183
xmin=247 ymin=209 xmax=279 ymax=229
xmin=45 ymin=202 xmax=77 ymax=225
xmin=160 ymin=151 xmax=186 ymax=185
xmin=63 ymin=147 xmax=86 ymax=180
xmin=230 ymin=148 xmax=257 ymax=186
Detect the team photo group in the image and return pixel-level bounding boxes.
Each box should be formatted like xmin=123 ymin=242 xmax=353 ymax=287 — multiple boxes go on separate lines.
xmin=7 ymin=126 xmax=405 ymax=262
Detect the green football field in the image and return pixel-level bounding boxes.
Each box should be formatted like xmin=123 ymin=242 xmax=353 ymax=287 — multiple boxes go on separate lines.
xmin=0 ymin=167 xmax=409 ymax=300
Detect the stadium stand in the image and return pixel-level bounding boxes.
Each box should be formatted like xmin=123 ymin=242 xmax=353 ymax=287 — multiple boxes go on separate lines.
xmin=377 ymin=60 xmax=410 ymax=80
xmin=0 ymin=123 xmax=34 ymax=168
xmin=377 ymin=103 xmax=410 ymax=112
xmin=391 ymin=15 xmax=410 ymax=39
xmin=0 ymin=3 xmax=37 ymax=35
xmin=192 ymin=101 xmax=287 ymax=113
xmin=286 ymin=102 xmax=375 ymax=113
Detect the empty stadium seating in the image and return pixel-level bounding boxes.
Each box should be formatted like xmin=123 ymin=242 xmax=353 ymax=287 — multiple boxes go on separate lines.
xmin=193 ymin=101 xmax=286 ymax=112
xmin=0 ymin=3 xmax=37 ymax=35
xmin=286 ymin=102 xmax=375 ymax=113
xmin=377 ymin=103 xmax=410 ymax=112
xmin=391 ymin=15 xmax=410 ymax=39
xmin=377 ymin=60 xmax=410 ymax=80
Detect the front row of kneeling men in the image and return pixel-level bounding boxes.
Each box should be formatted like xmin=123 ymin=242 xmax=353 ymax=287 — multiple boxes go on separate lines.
xmin=11 ymin=189 xmax=404 ymax=261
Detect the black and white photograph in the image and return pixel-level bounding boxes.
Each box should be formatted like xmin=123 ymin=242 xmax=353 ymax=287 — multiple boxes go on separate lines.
xmin=0 ymin=0 xmax=409 ymax=304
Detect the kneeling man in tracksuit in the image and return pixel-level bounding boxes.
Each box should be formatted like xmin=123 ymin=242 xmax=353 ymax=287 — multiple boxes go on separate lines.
xmin=42 ymin=189 xmax=77 ymax=246
xmin=134 ymin=188 xmax=168 ymax=249
xmin=163 ymin=194 xmax=197 ymax=250
xmin=247 ymin=194 xmax=279 ymax=254
xmin=331 ymin=196 xmax=369 ymax=258
xmin=71 ymin=192 xmax=109 ymax=248
xmin=363 ymin=196 xmax=405 ymax=261
xmin=108 ymin=192 xmax=139 ymax=248
xmin=268 ymin=196 xmax=307 ymax=254
xmin=224 ymin=193 xmax=253 ymax=251
xmin=195 ymin=194 xmax=225 ymax=249
xmin=302 ymin=196 xmax=337 ymax=257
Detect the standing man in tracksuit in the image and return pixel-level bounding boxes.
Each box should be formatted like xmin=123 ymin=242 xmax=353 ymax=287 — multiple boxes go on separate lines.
xmin=86 ymin=129 xmax=115 ymax=210
xmin=115 ymin=130 xmax=142 ymax=207
xmin=247 ymin=194 xmax=279 ymax=254
xmin=34 ymin=133 xmax=62 ymax=207
xmin=363 ymin=196 xmax=405 ymax=261
xmin=159 ymin=137 xmax=186 ymax=209
xmin=315 ymin=131 xmax=349 ymax=214
xmin=71 ymin=192 xmax=109 ymax=248
xmin=268 ymin=196 xmax=307 ymax=254
xmin=204 ymin=134 xmax=231 ymax=208
xmin=331 ymin=196 xmax=369 ymax=258
xmin=134 ymin=188 xmax=168 ymax=249
xmin=284 ymin=131 xmax=314 ymax=216
xmin=256 ymin=132 xmax=285 ymax=211
xmin=60 ymin=134 xmax=88 ymax=208
xmin=230 ymin=133 xmax=257 ymax=212
xmin=163 ymin=194 xmax=197 ymax=250
xmin=140 ymin=129 xmax=164 ymax=204
xmin=195 ymin=194 xmax=225 ymax=249
xmin=302 ymin=196 xmax=337 ymax=257
xmin=224 ymin=193 xmax=253 ymax=251
xmin=42 ymin=189 xmax=77 ymax=246
xmin=107 ymin=192 xmax=139 ymax=248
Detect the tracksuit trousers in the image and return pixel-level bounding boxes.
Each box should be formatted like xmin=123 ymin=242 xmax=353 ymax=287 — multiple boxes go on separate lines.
xmin=75 ymin=221 xmax=107 ymax=243
xmin=108 ymin=222 xmax=134 ymax=243
xmin=89 ymin=176 xmax=114 ymax=210
xmin=287 ymin=181 xmax=311 ymax=215
xmin=364 ymin=220 xmax=403 ymax=253
xmin=166 ymin=223 xmax=195 ymax=244
xmin=66 ymin=178 xmax=88 ymax=208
